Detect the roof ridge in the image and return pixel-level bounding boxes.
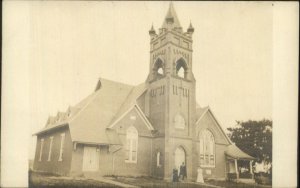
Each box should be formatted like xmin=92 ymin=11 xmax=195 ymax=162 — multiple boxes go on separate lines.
xmin=99 ymin=77 xmax=135 ymax=87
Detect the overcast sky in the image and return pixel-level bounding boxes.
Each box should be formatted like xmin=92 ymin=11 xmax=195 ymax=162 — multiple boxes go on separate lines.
xmin=3 ymin=1 xmax=273 ymax=160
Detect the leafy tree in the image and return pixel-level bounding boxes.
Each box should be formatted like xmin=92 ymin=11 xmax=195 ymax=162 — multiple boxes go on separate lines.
xmin=227 ymin=119 xmax=272 ymax=164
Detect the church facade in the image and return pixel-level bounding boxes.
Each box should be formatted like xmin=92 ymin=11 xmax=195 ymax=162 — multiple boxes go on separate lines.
xmin=33 ymin=3 xmax=254 ymax=181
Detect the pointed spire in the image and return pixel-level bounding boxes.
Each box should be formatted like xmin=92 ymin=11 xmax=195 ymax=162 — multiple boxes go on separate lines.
xmin=187 ymin=20 xmax=194 ymax=33
xmin=162 ymin=2 xmax=182 ymax=29
xmin=95 ymin=78 xmax=102 ymax=91
xmin=149 ymin=23 xmax=156 ymax=36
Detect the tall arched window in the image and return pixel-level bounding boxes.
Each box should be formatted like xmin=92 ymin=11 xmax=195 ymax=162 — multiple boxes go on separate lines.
xmin=153 ymin=58 xmax=164 ymax=77
xmin=175 ymin=58 xmax=188 ymax=79
xmin=199 ymin=130 xmax=215 ymax=167
xmin=177 ymin=67 xmax=185 ymax=78
xmin=174 ymin=114 xmax=185 ymax=129
xmin=125 ymin=126 xmax=138 ymax=163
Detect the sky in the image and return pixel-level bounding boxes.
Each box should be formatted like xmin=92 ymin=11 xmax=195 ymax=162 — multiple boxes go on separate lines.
xmin=3 ymin=1 xmax=273 ymax=160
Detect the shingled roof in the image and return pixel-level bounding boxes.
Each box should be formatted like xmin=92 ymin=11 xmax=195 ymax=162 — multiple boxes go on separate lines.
xmin=34 ymin=78 xmax=155 ymax=145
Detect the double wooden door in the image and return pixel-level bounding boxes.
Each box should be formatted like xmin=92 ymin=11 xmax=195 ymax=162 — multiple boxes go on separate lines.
xmin=82 ymin=146 xmax=99 ymax=171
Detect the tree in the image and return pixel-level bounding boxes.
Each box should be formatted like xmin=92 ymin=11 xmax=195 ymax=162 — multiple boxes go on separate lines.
xmin=227 ymin=119 xmax=272 ymax=164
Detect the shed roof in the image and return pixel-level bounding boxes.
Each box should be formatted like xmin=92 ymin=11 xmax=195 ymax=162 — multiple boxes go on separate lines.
xmin=225 ymin=144 xmax=256 ymax=160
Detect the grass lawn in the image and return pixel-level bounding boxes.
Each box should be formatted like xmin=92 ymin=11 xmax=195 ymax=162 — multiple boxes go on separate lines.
xmin=29 ymin=171 xmax=121 ymax=188
xmin=206 ymin=180 xmax=272 ymax=188
xmin=107 ymin=176 xmax=214 ymax=188
xmin=29 ymin=171 xmax=272 ymax=188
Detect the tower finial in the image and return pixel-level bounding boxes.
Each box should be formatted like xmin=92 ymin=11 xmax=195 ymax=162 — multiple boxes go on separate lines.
xmin=149 ymin=23 xmax=156 ymax=36
xmin=187 ymin=20 xmax=194 ymax=34
xmin=162 ymin=1 xmax=182 ymax=29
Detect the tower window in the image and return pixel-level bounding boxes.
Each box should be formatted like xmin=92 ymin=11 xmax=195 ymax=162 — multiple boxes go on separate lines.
xmin=177 ymin=67 xmax=184 ymax=78
xmin=158 ymin=67 xmax=164 ymax=75
xmin=174 ymin=114 xmax=185 ymax=129
xmin=153 ymin=58 xmax=164 ymax=79
xmin=176 ymin=58 xmax=188 ymax=79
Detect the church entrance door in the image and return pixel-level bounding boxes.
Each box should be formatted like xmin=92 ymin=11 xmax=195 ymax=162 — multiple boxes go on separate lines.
xmin=175 ymin=147 xmax=186 ymax=174
xmin=82 ymin=146 xmax=99 ymax=171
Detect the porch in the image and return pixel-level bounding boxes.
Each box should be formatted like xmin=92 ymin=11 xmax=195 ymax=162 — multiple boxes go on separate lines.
xmin=225 ymin=144 xmax=256 ymax=183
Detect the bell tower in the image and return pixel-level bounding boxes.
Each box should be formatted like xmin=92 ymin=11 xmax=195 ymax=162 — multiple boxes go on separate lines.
xmin=147 ymin=2 xmax=195 ymax=82
xmin=146 ymin=2 xmax=197 ymax=180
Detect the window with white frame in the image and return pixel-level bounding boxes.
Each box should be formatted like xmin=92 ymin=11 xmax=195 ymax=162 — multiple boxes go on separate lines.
xmin=125 ymin=126 xmax=138 ymax=163
xmin=58 ymin=133 xmax=65 ymax=161
xmin=199 ymin=129 xmax=215 ymax=167
xmin=174 ymin=114 xmax=185 ymax=129
xmin=47 ymin=136 xmax=54 ymax=161
xmin=157 ymin=152 xmax=162 ymax=167
xmin=39 ymin=139 xmax=44 ymax=161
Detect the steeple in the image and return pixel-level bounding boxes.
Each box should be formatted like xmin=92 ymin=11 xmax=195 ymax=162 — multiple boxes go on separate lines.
xmin=147 ymin=1 xmax=195 ymax=82
xmin=161 ymin=2 xmax=182 ymax=31
xmin=187 ymin=21 xmax=194 ymax=35
xmin=149 ymin=23 xmax=156 ymax=37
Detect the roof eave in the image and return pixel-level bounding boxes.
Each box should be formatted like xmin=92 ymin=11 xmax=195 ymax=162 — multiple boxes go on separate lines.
xmin=32 ymin=123 xmax=69 ymax=136
xmin=73 ymin=140 xmax=122 ymax=146
xmin=225 ymin=153 xmax=256 ymax=160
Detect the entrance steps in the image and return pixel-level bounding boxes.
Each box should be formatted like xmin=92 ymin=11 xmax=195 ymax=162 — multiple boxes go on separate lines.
xmin=237 ymin=178 xmax=256 ymax=184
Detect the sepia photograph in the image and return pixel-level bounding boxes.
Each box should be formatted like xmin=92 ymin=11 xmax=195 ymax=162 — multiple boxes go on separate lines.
xmin=1 ymin=1 xmax=298 ymax=188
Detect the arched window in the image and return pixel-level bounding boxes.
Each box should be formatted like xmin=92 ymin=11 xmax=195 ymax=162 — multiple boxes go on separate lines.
xmin=153 ymin=58 xmax=164 ymax=77
xmin=125 ymin=126 xmax=138 ymax=163
xmin=177 ymin=67 xmax=185 ymax=78
xmin=174 ymin=114 xmax=185 ymax=129
xmin=158 ymin=67 xmax=164 ymax=74
xmin=199 ymin=130 xmax=215 ymax=167
xmin=176 ymin=58 xmax=188 ymax=78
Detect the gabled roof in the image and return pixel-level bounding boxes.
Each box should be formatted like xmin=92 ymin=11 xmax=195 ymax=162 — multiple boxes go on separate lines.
xmin=34 ymin=79 xmax=153 ymax=145
xmin=36 ymin=90 xmax=100 ymax=134
xmin=67 ymin=79 xmax=134 ymax=144
xmin=161 ymin=2 xmax=182 ymax=29
xmin=196 ymin=105 xmax=209 ymax=121
xmin=225 ymin=144 xmax=256 ymax=160
xmin=108 ymin=103 xmax=154 ymax=131
xmin=109 ymin=82 xmax=147 ymax=125
xmin=195 ymin=105 xmax=232 ymax=144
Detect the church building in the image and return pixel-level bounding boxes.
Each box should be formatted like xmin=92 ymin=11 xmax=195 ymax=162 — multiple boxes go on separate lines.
xmin=33 ymin=3 xmax=255 ymax=181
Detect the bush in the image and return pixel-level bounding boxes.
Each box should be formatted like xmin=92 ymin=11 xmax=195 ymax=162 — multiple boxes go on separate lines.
xmin=254 ymin=172 xmax=272 ymax=185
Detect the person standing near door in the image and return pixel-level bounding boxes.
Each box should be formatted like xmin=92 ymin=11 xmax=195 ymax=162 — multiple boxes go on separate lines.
xmin=173 ymin=167 xmax=179 ymax=182
xmin=179 ymin=162 xmax=187 ymax=181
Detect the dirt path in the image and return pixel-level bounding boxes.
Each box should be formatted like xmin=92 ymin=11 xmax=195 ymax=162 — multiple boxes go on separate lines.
xmin=90 ymin=177 xmax=139 ymax=188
